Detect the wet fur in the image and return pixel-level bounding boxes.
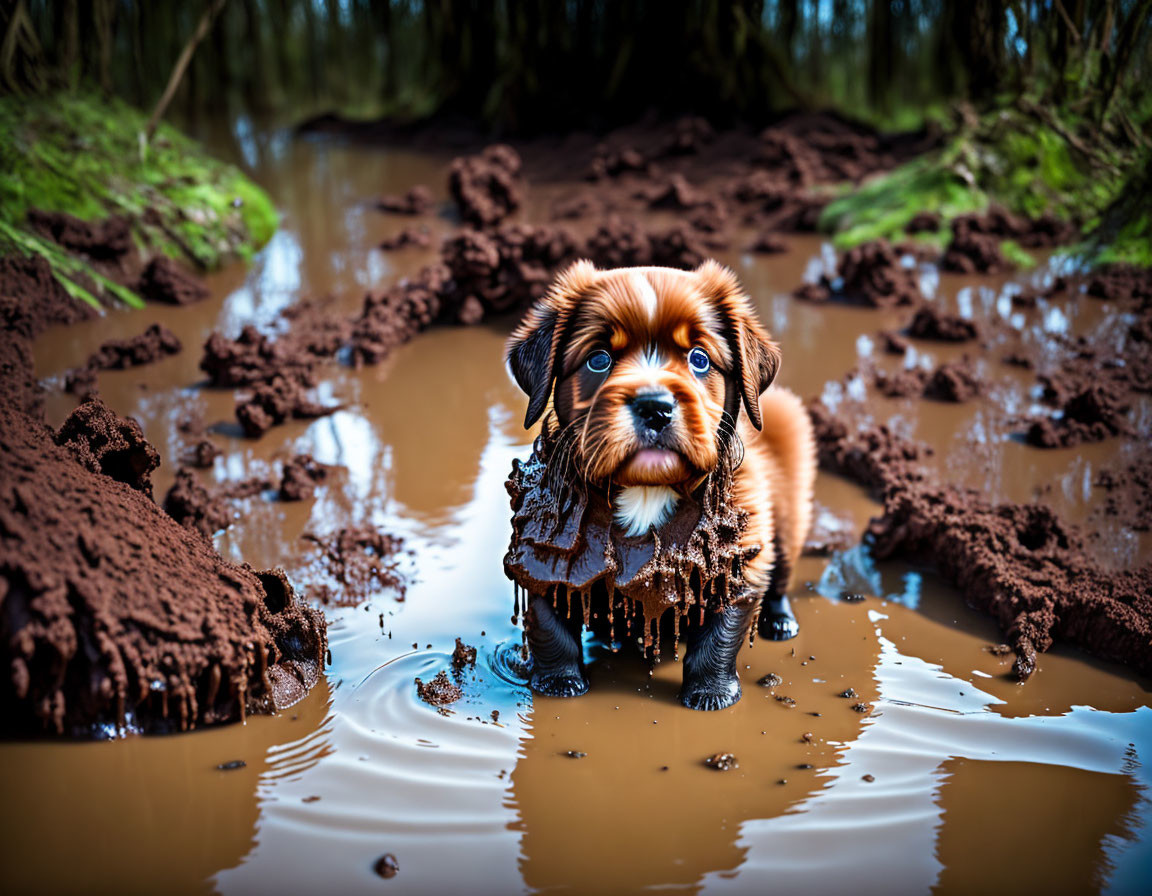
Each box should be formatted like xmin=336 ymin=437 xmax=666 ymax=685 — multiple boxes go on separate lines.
xmin=507 ymin=260 xmax=817 ymax=709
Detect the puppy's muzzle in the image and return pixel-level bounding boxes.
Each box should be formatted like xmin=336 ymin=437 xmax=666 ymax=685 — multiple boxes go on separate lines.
xmin=630 ymin=390 xmax=676 ymax=435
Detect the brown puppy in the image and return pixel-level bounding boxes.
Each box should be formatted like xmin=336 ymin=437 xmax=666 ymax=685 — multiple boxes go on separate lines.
xmin=505 ymin=260 xmax=816 ymax=710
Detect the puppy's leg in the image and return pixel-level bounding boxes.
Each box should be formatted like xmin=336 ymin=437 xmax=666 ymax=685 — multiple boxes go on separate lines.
xmin=525 ymin=595 xmax=588 ymax=698
xmin=758 ymin=540 xmax=799 ymax=640
xmin=680 ymin=600 xmax=756 ymax=711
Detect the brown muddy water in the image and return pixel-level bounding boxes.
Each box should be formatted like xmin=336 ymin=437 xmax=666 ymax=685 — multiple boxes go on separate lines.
xmin=2 ymin=125 xmax=1151 ymax=896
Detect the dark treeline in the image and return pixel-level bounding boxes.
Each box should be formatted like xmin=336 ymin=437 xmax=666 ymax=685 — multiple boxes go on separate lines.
xmin=3 ymin=0 xmax=1151 ymax=133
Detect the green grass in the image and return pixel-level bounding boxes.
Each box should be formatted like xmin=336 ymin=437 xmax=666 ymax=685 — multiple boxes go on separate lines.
xmin=0 ymin=92 xmax=277 ymax=307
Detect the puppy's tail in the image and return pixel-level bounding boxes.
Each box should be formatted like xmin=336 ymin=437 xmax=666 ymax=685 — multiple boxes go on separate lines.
xmin=754 ymin=387 xmax=816 ymax=590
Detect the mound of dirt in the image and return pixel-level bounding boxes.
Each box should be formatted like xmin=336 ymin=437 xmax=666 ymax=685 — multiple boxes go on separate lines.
xmin=809 ymin=401 xmax=1152 ymax=681
xmin=449 ymin=145 xmax=523 ymax=227
xmin=66 ymin=323 xmax=182 ymax=395
xmin=1024 ymin=383 xmax=1132 ymax=448
xmin=27 ymin=208 xmax=132 ymax=261
xmin=923 ymin=356 xmax=983 ymax=402
xmin=906 ymin=305 xmax=980 ymax=341
xmin=798 ymin=240 xmax=922 ymax=307
xmin=163 ymin=466 xmax=234 ymax=537
xmin=54 ymin=398 xmax=161 ymax=498
xmin=136 ymin=256 xmax=210 ymax=305
xmin=0 ymin=394 xmax=326 ymax=737
xmin=1 ymin=252 xmax=97 ymax=339
xmin=279 ymin=453 xmax=331 ymax=501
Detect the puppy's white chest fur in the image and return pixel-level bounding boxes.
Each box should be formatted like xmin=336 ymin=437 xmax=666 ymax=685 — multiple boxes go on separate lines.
xmin=614 ymin=486 xmax=679 ymax=537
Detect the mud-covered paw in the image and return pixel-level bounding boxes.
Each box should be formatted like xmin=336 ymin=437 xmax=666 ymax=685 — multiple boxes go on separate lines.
xmin=680 ymin=677 xmax=741 ymax=711
xmin=759 ymin=611 xmax=799 ymax=641
xmin=529 ymin=670 xmax=589 ymax=698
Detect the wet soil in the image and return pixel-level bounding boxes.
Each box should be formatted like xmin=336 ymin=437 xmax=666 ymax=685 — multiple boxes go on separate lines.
xmin=1 ymin=120 xmax=1149 ymax=893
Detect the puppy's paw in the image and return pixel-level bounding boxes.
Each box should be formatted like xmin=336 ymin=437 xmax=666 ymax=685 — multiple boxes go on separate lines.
xmin=759 ymin=610 xmax=799 ymax=641
xmin=680 ymin=677 xmax=741 ymax=711
xmin=530 ymin=670 xmax=589 ymax=698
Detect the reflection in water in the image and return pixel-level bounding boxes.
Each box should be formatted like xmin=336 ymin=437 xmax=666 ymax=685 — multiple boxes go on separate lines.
xmin=5 ymin=132 xmax=1152 ymax=895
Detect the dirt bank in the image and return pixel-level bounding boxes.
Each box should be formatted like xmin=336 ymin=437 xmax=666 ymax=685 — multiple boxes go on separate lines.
xmin=809 ymin=402 xmax=1151 ymax=680
xmin=0 ymin=255 xmax=327 ymax=738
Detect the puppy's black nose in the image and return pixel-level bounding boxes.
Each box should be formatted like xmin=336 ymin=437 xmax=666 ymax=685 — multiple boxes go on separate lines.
xmin=631 ymin=393 xmax=675 ymax=432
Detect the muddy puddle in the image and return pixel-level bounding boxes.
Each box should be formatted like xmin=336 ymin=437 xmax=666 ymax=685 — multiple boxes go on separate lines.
xmin=2 ymin=126 xmax=1150 ymax=895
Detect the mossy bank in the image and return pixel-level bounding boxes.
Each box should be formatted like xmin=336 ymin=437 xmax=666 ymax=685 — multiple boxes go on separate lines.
xmin=819 ymin=103 xmax=1151 ymax=268
xmin=0 ymin=92 xmax=277 ymax=309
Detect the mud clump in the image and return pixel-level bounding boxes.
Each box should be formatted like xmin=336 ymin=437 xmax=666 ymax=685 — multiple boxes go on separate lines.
xmin=941 ymin=214 xmax=1014 ymax=274
xmin=350 ymin=264 xmax=454 ymax=363
xmin=278 ymin=453 xmax=331 ymax=501
xmin=868 ymin=483 xmax=1152 ymax=681
xmin=163 ymin=467 xmax=235 ymax=537
xmin=237 ymin=373 xmax=343 ymax=438
xmin=923 ymin=357 xmax=983 ymax=402
xmin=584 ymin=217 xmax=707 ymax=270
xmin=201 ymin=325 xmax=319 ymax=388
xmin=54 ymin=398 xmax=160 ymax=498
xmin=0 ymin=398 xmax=326 ymax=737
xmin=303 ymin=524 xmax=406 ymax=604
xmin=796 ymin=240 xmax=921 ymax=307
xmin=66 ymin=323 xmax=182 ymax=394
xmin=809 ymin=402 xmax=1152 ymax=681
xmin=451 ymin=638 xmax=477 ymax=670
xmin=441 ymin=225 xmax=577 ymax=317
xmin=1 ymin=252 xmax=96 ymax=339
xmin=1086 ymin=263 xmax=1152 ymax=304
xmin=1024 ymin=383 xmax=1131 ymax=448
xmin=376 ymin=185 xmax=433 ymax=215
xmin=448 ymin=145 xmax=522 ymax=228
xmin=136 ymin=256 xmax=210 ymax=305
xmin=27 ymin=208 xmax=132 ymax=261
xmin=184 ymin=439 xmax=221 ymax=468
xmin=906 ymin=305 xmax=979 ymax=342
xmin=415 ymin=671 xmax=463 ymax=707
xmin=872 ymin=357 xmax=982 ymax=403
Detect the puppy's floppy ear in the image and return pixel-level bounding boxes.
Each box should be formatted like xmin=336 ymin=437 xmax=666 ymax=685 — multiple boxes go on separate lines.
xmin=505 ymin=260 xmax=597 ymax=428
xmin=695 ymin=259 xmax=781 ymax=431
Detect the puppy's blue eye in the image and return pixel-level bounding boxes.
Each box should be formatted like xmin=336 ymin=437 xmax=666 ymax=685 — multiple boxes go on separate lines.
xmin=586 ymin=350 xmax=613 ymax=373
xmin=688 ymin=347 xmax=710 ymax=374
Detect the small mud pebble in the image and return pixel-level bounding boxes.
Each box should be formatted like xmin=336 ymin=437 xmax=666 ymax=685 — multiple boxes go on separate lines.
xmin=415 ymin=671 xmax=463 ymax=706
xmin=862 ymin=774 xmax=876 ymax=783
xmin=839 ymin=688 xmax=857 ymax=698
xmin=801 ymin=732 xmax=813 ymax=743
xmin=303 ymin=795 xmax=321 ymax=803
xmin=757 ymin=672 xmax=783 ymax=687
xmin=565 ymin=750 xmax=587 ymax=759
xmin=704 ymin=752 xmax=739 ymax=771
xmin=775 ymin=695 xmax=796 ymax=707
xmin=851 ymin=703 xmax=873 ymax=714
xmin=797 ymin=763 xmax=813 ymax=770
xmin=841 ymin=592 xmax=866 ymax=602
xmin=989 ymin=643 xmax=1014 ymax=656
xmin=373 ymin=854 xmax=400 ymax=879
xmin=491 ymin=710 xmax=500 ymax=722
xmin=216 ymin=760 xmax=247 ymax=771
